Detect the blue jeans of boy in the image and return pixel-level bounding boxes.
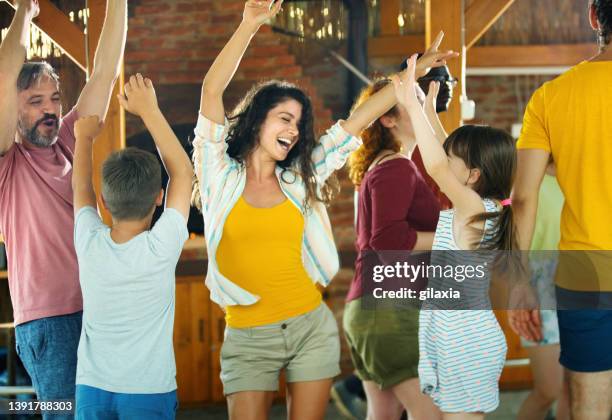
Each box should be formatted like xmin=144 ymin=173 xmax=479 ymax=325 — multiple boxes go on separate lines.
xmin=76 ymin=385 xmax=177 ymax=419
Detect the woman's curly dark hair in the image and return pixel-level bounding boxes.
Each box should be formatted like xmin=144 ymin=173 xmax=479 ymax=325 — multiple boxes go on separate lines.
xmin=192 ymin=80 xmax=337 ymax=212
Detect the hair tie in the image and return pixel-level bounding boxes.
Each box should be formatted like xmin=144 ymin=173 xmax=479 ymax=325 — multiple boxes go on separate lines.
xmin=500 ymin=198 xmax=512 ymax=207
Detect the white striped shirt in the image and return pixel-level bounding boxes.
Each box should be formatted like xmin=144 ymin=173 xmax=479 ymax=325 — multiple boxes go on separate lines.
xmin=419 ymin=199 xmax=507 ymax=413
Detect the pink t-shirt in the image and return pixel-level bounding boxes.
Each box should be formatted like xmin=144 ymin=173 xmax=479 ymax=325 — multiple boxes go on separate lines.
xmin=0 ymin=109 xmax=82 ymax=325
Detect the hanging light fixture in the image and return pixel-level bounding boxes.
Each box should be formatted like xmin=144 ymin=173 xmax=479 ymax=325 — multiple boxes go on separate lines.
xmin=273 ymin=0 xmax=347 ymax=44
xmin=366 ymin=0 xmax=426 ymax=36
xmin=398 ymin=0 xmax=425 ymax=35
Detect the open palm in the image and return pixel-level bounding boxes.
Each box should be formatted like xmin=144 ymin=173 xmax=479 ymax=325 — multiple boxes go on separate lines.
xmin=243 ymin=0 xmax=283 ymax=29
xmin=415 ymin=31 xmax=458 ymax=78
xmin=392 ymin=54 xmax=420 ymax=110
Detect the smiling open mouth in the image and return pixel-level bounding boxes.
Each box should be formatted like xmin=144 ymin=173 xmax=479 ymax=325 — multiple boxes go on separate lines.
xmin=277 ymin=137 xmax=292 ymax=151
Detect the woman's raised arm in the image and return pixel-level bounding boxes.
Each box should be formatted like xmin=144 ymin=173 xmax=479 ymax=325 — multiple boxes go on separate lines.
xmin=342 ymin=31 xmax=457 ymax=136
xmin=199 ymin=0 xmax=283 ymax=124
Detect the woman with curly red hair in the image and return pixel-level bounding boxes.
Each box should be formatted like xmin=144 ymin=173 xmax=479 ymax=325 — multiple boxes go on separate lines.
xmin=343 ymin=59 xmax=453 ymax=418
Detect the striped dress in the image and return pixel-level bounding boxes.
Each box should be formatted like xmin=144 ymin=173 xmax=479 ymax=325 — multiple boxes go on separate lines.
xmin=418 ymin=199 xmax=507 ymax=413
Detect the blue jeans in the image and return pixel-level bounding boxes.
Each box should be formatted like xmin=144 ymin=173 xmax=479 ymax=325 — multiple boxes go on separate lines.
xmin=76 ymin=385 xmax=177 ymax=420
xmin=14 ymin=312 xmax=82 ymax=420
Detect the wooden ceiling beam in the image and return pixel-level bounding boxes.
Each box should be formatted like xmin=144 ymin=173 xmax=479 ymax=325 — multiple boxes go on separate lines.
xmin=2 ymin=0 xmax=87 ymax=71
xmin=465 ymin=0 xmax=516 ymax=49
xmin=468 ymin=43 xmax=597 ymax=67
xmin=368 ymin=36 xmax=597 ymax=67
xmin=367 ymin=34 xmax=424 ymax=58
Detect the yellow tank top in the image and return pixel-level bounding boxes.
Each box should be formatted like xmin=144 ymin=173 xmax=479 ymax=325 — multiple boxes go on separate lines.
xmin=216 ymin=196 xmax=322 ymax=327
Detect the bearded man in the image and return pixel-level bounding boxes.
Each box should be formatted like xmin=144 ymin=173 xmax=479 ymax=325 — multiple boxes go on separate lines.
xmin=0 ymin=0 xmax=127 ymax=416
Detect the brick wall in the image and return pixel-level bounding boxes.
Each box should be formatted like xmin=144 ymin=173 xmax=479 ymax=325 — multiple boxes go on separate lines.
xmin=466 ymin=74 xmax=557 ymax=133
xmin=125 ymin=0 xmax=332 ymax=136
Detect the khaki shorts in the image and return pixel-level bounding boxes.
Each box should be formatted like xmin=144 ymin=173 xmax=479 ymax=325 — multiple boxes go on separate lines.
xmin=343 ymin=298 xmax=420 ymax=389
xmin=220 ymin=303 xmax=341 ymax=395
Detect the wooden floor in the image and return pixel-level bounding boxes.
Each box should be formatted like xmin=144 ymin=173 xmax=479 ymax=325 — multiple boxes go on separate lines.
xmin=177 ymin=390 xmax=532 ymax=420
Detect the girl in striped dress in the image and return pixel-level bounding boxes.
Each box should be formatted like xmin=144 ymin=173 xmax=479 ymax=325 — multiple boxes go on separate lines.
xmin=392 ymin=55 xmax=516 ymax=418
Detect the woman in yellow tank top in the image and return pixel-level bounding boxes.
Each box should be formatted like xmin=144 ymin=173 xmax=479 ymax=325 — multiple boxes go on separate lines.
xmin=192 ymin=2 xmax=455 ymax=418
xmin=217 ymin=196 xmax=322 ymax=328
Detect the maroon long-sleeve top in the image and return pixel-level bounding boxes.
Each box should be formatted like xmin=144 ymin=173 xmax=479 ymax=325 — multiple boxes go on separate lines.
xmin=346 ymin=157 xmax=441 ymax=301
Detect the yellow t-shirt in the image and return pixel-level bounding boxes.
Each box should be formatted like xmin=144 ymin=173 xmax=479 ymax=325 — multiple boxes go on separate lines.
xmin=216 ymin=197 xmax=322 ymax=328
xmin=518 ymin=61 xmax=612 ymax=291
xmin=518 ymin=61 xmax=612 ymax=251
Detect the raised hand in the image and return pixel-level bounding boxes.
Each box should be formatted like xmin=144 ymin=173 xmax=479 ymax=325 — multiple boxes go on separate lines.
xmin=415 ymin=31 xmax=458 ymax=79
xmin=391 ymin=54 xmax=420 ymax=111
xmin=424 ymin=80 xmax=440 ymax=115
xmin=16 ymin=0 xmax=39 ymax=19
xmin=75 ymin=115 xmax=103 ymax=141
xmin=242 ymin=0 xmax=283 ymax=31
xmin=117 ymin=74 xmax=158 ymax=117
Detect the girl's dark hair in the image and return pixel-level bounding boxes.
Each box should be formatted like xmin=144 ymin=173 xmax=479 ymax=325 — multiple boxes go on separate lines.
xmin=443 ymin=125 xmax=518 ymax=251
xmin=593 ymin=0 xmax=612 ymax=45
xmin=348 ymin=78 xmax=401 ymax=186
xmin=192 ymin=80 xmax=336 ymax=211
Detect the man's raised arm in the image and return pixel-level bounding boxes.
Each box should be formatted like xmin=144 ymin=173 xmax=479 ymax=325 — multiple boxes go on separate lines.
xmin=75 ymin=0 xmax=127 ymax=120
xmin=0 ymin=0 xmax=39 ymax=154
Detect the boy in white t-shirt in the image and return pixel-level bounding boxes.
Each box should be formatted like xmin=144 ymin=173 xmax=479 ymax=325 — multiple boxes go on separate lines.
xmin=72 ymin=73 xmax=192 ymax=419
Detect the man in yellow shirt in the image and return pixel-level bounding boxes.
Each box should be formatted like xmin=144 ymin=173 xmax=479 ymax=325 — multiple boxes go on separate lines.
xmin=511 ymin=1 xmax=612 ymax=419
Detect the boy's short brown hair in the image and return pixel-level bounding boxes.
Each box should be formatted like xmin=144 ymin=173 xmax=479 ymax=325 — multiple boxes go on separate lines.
xmin=102 ymin=147 xmax=161 ymax=220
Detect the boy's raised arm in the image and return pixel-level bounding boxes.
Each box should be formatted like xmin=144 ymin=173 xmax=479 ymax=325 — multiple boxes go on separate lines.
xmin=118 ymin=74 xmax=192 ymax=220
